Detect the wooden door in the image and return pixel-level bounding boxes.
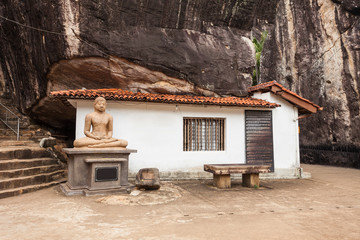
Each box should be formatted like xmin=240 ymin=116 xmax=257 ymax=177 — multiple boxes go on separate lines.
xmin=245 ymin=110 xmax=274 ymax=171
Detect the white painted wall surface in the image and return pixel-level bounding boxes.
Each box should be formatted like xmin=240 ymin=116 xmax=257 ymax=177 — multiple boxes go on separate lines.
xmin=74 ymin=100 xmax=249 ymax=177
xmin=72 ymin=94 xmax=300 ymax=179
xmin=253 ymin=92 xmax=300 ymax=172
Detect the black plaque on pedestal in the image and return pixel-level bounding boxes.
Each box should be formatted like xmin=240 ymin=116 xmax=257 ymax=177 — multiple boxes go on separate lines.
xmin=95 ymin=167 xmax=118 ymax=182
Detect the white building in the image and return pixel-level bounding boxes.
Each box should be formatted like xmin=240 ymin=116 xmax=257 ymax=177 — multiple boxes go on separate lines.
xmin=52 ymin=81 xmax=322 ymax=179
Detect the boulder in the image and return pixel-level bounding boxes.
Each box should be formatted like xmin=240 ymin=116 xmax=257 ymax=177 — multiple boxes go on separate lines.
xmin=135 ymin=168 xmax=160 ymax=190
xmin=39 ymin=137 xmax=57 ymax=148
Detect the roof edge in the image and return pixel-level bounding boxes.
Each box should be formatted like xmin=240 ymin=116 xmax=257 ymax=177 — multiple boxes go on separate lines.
xmin=50 ymin=88 xmax=280 ymax=108
xmin=248 ymin=81 xmax=323 ymax=113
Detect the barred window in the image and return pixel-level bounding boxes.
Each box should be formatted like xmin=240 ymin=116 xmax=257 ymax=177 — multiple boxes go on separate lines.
xmin=183 ymin=118 xmax=225 ymax=151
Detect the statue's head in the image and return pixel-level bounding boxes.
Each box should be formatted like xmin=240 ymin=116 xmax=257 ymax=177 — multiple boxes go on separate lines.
xmin=94 ymin=97 xmax=106 ymax=112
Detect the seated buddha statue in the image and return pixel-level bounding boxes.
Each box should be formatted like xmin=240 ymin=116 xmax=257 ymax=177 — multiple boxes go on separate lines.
xmin=73 ymin=97 xmax=128 ymax=148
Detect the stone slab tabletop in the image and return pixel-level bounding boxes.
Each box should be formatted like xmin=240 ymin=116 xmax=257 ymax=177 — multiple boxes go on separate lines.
xmin=204 ymin=164 xmax=271 ymax=175
xmin=63 ymin=148 xmax=137 ymax=154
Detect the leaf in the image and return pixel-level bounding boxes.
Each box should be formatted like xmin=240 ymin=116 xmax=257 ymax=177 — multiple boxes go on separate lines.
xmin=252 ymin=31 xmax=268 ymax=84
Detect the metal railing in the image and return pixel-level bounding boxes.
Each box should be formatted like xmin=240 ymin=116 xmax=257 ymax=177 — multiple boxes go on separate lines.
xmin=0 ymin=102 xmax=20 ymax=140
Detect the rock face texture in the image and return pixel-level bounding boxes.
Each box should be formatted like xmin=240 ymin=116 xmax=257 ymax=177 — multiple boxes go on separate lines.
xmin=1 ymin=0 xmax=276 ymax=130
xmin=0 ymin=0 xmax=273 ymax=113
xmin=261 ymin=0 xmax=360 ymax=167
xmin=0 ymin=0 xmax=359 ymax=167
xmin=48 ymin=57 xmax=219 ymax=97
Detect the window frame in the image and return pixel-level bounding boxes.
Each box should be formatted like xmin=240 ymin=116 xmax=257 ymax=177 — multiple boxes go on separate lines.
xmin=183 ymin=117 xmax=225 ymax=152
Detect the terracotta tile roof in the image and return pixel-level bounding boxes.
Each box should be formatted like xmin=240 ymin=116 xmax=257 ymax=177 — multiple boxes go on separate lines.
xmin=248 ymin=81 xmax=322 ymax=111
xmin=51 ymin=89 xmax=279 ymax=108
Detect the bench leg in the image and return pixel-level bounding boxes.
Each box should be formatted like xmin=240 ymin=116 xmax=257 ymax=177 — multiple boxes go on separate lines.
xmin=213 ymin=174 xmax=231 ymax=188
xmin=242 ymin=173 xmax=260 ymax=188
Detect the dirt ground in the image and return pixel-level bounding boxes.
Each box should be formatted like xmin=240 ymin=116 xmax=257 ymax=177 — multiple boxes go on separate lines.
xmin=0 ymin=164 xmax=359 ymax=240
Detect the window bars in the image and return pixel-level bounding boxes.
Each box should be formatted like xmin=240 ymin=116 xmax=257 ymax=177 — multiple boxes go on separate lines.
xmin=183 ymin=118 xmax=225 ymax=151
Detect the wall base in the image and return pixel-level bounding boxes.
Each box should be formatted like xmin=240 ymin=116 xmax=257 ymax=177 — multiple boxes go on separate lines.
xmin=129 ymin=168 xmax=311 ymax=180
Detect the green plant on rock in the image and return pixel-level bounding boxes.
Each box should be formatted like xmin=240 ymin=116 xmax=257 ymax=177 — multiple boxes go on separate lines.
xmin=252 ymin=31 xmax=268 ymax=86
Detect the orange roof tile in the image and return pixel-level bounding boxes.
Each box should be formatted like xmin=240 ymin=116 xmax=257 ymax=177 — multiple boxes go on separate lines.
xmin=248 ymin=81 xmax=322 ymax=111
xmin=51 ymin=89 xmax=279 ymax=108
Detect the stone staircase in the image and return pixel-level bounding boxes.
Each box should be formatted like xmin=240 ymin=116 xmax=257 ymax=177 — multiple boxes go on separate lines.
xmin=0 ymin=91 xmax=52 ymax=141
xmin=0 ymin=122 xmax=52 ymax=141
xmin=0 ymin=141 xmax=67 ymax=199
xmin=0 ymin=93 xmax=67 ymax=199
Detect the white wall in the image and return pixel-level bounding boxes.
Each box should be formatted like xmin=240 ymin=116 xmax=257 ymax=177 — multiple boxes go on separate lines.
xmin=74 ymin=101 xmax=248 ymax=176
xmin=253 ymin=92 xmax=300 ymax=171
xmin=73 ymin=95 xmax=300 ymax=178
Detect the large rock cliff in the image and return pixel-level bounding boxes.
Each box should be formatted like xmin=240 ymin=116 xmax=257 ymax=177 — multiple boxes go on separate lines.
xmin=0 ymin=0 xmax=359 ymax=167
xmin=261 ymin=0 xmax=359 ymax=167
xmin=1 ymin=0 xmax=274 ymax=111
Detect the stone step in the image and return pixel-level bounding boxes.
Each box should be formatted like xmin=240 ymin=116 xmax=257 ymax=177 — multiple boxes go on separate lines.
xmin=0 ymin=178 xmax=66 ymax=199
xmin=0 ymin=164 xmax=63 ymax=179
xmin=0 ymin=158 xmax=58 ymax=170
xmin=0 ymin=128 xmax=50 ymax=137
xmin=0 ymin=109 xmax=20 ymax=118
xmin=0 ymin=118 xmax=30 ymax=130
xmin=0 ymin=128 xmax=18 ymax=136
xmin=0 ymin=136 xmax=44 ymax=142
xmin=0 ymin=98 xmax=69 ymax=199
xmin=0 ymin=119 xmax=19 ymax=124
xmin=0 ymin=140 xmax=38 ymax=147
xmin=0 ymin=170 xmax=65 ymax=190
xmin=0 ymin=147 xmax=51 ymax=160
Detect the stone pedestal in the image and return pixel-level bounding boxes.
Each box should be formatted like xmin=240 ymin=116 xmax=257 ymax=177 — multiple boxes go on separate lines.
xmin=60 ymin=148 xmax=137 ymax=196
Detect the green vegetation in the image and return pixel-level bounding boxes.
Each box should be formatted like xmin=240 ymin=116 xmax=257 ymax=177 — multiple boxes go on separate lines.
xmin=252 ymin=31 xmax=268 ymax=86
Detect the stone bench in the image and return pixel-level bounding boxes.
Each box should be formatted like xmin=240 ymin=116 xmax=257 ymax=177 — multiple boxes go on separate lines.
xmin=204 ymin=164 xmax=271 ymax=188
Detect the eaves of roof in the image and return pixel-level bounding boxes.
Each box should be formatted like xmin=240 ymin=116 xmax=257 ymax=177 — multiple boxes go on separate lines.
xmin=248 ymin=81 xmax=322 ymax=114
xmin=51 ymin=88 xmax=280 ymax=108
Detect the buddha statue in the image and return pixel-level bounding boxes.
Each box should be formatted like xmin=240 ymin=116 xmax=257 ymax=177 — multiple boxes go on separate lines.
xmin=73 ymin=97 xmax=128 ymax=148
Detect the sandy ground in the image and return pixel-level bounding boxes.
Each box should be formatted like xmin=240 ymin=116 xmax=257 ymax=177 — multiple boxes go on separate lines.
xmin=0 ymin=164 xmax=359 ymax=240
